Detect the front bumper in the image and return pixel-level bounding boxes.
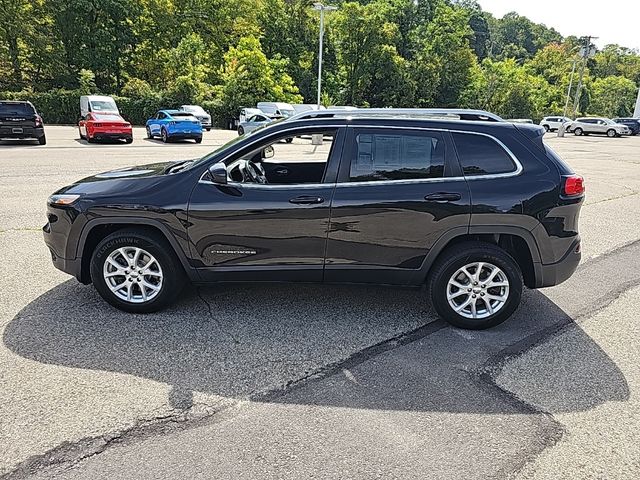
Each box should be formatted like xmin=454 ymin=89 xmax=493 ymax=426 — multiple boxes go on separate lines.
xmin=43 ymin=205 xmax=86 ymax=282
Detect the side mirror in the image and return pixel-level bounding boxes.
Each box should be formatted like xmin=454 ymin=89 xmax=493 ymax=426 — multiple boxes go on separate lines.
xmin=263 ymin=145 xmax=274 ymax=159
xmin=208 ymin=162 xmax=228 ymax=185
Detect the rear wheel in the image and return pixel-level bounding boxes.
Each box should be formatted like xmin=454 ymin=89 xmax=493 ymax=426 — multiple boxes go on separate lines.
xmin=37 ymin=135 xmax=46 ymax=145
xmin=146 ymin=126 xmax=153 ymax=139
xmin=543 ymin=124 xmax=550 ymax=132
xmin=78 ymin=127 xmax=86 ymax=140
xmin=285 ymin=137 xmax=293 ymax=143
xmin=428 ymin=242 xmax=523 ymax=330
xmin=161 ymin=127 xmax=169 ymax=143
xmin=194 ymin=136 xmax=202 ymax=144
xmin=574 ymin=127 xmax=583 ymax=136
xmin=90 ymin=229 xmax=186 ymax=313
xmin=238 ymin=126 xmax=244 ymax=136
xmin=125 ymin=137 xmax=133 ymax=144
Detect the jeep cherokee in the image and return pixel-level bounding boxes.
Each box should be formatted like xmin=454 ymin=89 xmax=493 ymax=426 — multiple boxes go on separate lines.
xmin=43 ymin=109 xmax=584 ymax=329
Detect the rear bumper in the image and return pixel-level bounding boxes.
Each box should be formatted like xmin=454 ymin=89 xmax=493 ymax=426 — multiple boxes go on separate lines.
xmin=0 ymin=126 xmax=45 ymax=139
xmin=534 ymin=238 xmax=581 ymax=288
xmin=168 ymin=132 xmax=202 ymax=140
xmin=90 ymin=131 xmax=132 ymax=141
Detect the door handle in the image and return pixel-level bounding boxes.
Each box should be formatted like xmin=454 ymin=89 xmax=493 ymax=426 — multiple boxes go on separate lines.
xmin=289 ymin=195 xmax=325 ymax=205
xmin=424 ymin=192 xmax=462 ymax=202
xmin=274 ymin=167 xmax=289 ymax=175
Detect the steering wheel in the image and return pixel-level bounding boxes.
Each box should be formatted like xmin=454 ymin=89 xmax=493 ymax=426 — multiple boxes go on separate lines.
xmin=243 ymin=160 xmax=268 ymax=184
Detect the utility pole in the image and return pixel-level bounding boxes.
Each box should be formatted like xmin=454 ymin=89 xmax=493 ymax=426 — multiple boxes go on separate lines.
xmin=572 ymin=35 xmax=597 ymax=117
xmin=313 ymin=3 xmax=338 ymax=109
xmin=563 ymin=57 xmax=577 ymax=118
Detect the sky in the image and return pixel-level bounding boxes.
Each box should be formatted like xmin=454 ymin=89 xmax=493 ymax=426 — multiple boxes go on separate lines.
xmin=475 ymin=0 xmax=640 ymax=51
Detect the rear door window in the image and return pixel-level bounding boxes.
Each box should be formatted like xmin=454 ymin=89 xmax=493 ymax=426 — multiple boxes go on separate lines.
xmin=452 ymin=132 xmax=516 ymax=176
xmin=349 ymin=129 xmax=445 ymax=182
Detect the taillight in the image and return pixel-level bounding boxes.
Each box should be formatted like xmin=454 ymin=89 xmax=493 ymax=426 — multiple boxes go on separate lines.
xmin=563 ymin=175 xmax=584 ymax=196
xmin=93 ymin=122 xmax=102 ymax=127
xmin=35 ymin=115 xmax=42 ymax=127
xmin=169 ymin=121 xmax=176 ymax=125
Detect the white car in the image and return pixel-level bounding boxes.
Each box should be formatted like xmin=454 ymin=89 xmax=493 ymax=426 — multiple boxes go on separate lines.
xmin=540 ymin=116 xmax=572 ymax=132
xmin=568 ymin=117 xmax=630 ymax=137
xmin=179 ymin=105 xmax=212 ymax=131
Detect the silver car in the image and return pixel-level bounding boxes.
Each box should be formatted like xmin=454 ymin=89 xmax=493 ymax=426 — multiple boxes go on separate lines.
xmin=568 ymin=117 xmax=630 ymax=137
xmin=540 ymin=116 xmax=572 ymax=132
xmin=179 ymin=105 xmax=212 ymax=131
xmin=237 ymin=113 xmax=279 ymax=136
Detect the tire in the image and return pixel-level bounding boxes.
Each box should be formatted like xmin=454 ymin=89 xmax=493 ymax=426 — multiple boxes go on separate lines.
xmin=90 ymin=229 xmax=186 ymax=313
xmin=238 ymin=126 xmax=244 ymax=136
xmin=285 ymin=137 xmax=293 ymax=143
xmin=205 ymin=127 xmax=211 ymax=132
xmin=607 ymin=129 xmax=616 ymax=138
xmin=428 ymin=242 xmax=523 ymax=330
xmin=38 ymin=135 xmax=46 ymax=145
xmin=125 ymin=137 xmax=133 ymax=144
xmin=574 ymin=127 xmax=583 ymax=136
xmin=543 ymin=124 xmax=550 ymax=132
xmin=78 ymin=127 xmax=86 ymax=140
xmin=161 ymin=127 xmax=169 ymax=143
xmin=146 ymin=126 xmax=153 ymax=139
xmin=194 ymin=136 xmax=202 ymax=144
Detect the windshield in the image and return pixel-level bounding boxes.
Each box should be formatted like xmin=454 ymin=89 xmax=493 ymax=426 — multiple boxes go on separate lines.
xmin=280 ymin=109 xmax=295 ymax=117
xmin=183 ymin=106 xmax=205 ymax=114
xmin=0 ymin=102 xmax=35 ymax=115
xmin=91 ymin=100 xmax=118 ymax=112
xmin=171 ymin=112 xmax=197 ymax=119
xmin=603 ymin=119 xmax=616 ymax=125
xmin=187 ymin=119 xmax=284 ymax=170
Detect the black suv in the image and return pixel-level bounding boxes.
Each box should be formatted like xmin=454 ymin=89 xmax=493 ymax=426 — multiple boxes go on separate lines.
xmin=612 ymin=118 xmax=640 ymax=136
xmin=43 ymin=109 xmax=584 ymax=329
xmin=0 ymin=100 xmax=46 ymax=144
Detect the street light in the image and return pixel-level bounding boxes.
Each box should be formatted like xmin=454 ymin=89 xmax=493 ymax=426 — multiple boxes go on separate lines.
xmin=313 ymin=2 xmax=338 ymax=108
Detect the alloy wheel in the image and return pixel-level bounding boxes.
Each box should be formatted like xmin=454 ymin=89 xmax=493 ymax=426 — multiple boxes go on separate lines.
xmin=446 ymin=262 xmax=510 ymax=319
xmin=103 ymin=247 xmax=163 ymax=303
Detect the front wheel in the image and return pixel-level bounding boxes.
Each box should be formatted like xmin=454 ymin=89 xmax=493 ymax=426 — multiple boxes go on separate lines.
xmin=543 ymin=125 xmax=550 ymax=132
xmin=574 ymin=127 xmax=583 ymax=136
xmin=607 ymin=129 xmax=617 ymax=138
xmin=428 ymin=242 xmax=523 ymax=330
xmin=238 ymin=126 xmax=244 ymax=136
xmin=90 ymin=229 xmax=186 ymax=313
xmin=146 ymin=126 xmax=153 ymax=139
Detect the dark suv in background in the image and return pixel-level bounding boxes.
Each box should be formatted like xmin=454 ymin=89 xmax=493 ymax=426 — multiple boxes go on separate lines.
xmin=612 ymin=118 xmax=640 ymax=136
xmin=43 ymin=109 xmax=584 ymax=330
xmin=0 ymin=100 xmax=46 ymax=145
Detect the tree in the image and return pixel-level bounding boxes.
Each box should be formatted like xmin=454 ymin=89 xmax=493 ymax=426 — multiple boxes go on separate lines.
xmin=589 ymin=76 xmax=637 ymax=117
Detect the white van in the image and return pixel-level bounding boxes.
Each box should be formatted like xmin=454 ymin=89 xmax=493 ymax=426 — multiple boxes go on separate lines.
xmin=80 ymin=95 xmax=119 ymax=117
xmin=291 ymin=104 xmax=326 ymax=114
xmin=257 ymin=102 xmax=295 ymax=118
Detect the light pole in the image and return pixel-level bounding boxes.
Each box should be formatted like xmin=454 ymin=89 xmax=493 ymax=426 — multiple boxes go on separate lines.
xmin=313 ymin=2 xmax=338 ymax=108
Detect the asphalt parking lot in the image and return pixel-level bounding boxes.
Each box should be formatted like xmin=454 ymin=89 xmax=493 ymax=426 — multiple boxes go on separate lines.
xmin=1 ymin=126 xmax=639 ymax=479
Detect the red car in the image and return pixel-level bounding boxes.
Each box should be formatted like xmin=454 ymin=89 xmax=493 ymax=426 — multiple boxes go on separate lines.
xmin=79 ymin=112 xmax=133 ymax=143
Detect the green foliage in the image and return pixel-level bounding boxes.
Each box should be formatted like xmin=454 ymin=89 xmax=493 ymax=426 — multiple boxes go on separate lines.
xmin=588 ymin=76 xmax=638 ymax=117
xmin=1 ymin=0 xmax=639 ymax=123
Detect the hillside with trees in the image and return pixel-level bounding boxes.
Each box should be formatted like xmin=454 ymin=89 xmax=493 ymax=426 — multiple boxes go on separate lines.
xmin=1 ymin=0 xmax=639 ymax=124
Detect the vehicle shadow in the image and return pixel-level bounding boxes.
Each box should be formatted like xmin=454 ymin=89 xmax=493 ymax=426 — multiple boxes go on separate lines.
xmin=2 ymin=280 xmax=628 ymax=414
xmin=0 ymin=139 xmax=41 ymax=147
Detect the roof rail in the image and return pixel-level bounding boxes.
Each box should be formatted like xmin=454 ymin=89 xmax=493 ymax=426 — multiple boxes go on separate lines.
xmin=286 ymin=108 xmax=504 ymax=123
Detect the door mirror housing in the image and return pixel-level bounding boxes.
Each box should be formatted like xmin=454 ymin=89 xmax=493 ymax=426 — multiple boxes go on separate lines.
xmin=263 ymin=145 xmax=275 ymax=159
xmin=208 ymin=162 xmax=228 ymax=185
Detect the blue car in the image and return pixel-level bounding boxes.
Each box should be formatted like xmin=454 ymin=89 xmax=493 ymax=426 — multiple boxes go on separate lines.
xmin=145 ymin=109 xmax=203 ymax=143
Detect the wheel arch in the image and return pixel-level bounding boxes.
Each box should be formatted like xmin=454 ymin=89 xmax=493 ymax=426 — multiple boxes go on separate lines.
xmin=76 ymin=219 xmax=197 ymax=284
xmin=417 ymin=226 xmax=542 ymax=288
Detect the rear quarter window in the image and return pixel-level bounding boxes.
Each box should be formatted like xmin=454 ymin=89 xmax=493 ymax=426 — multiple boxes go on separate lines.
xmin=452 ymin=132 xmax=516 ymax=176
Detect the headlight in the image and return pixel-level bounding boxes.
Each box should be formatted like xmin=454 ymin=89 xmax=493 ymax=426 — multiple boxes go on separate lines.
xmin=48 ymin=194 xmax=81 ymax=206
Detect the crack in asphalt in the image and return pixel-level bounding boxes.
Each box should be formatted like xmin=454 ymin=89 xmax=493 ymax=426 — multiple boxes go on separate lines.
xmin=196 ymin=287 xmax=242 ymax=345
xmin=3 ymin=240 xmax=640 ymax=479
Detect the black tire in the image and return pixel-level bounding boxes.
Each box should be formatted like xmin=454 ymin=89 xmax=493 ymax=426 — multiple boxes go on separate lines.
xmin=205 ymin=127 xmax=211 ymax=132
xmin=125 ymin=137 xmax=133 ymax=144
xmin=285 ymin=137 xmax=293 ymax=143
xmin=161 ymin=127 xmax=169 ymax=143
xmin=38 ymin=135 xmax=46 ymax=145
xmin=428 ymin=242 xmax=523 ymax=330
xmin=78 ymin=127 xmax=86 ymax=140
xmin=194 ymin=136 xmax=202 ymax=144
xmin=238 ymin=126 xmax=244 ymax=136
xmin=606 ymin=129 xmax=616 ymax=138
xmin=90 ymin=229 xmax=186 ymax=313
xmin=146 ymin=126 xmax=153 ymax=139
xmin=543 ymin=124 xmax=550 ymax=132
xmin=574 ymin=127 xmax=583 ymax=136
